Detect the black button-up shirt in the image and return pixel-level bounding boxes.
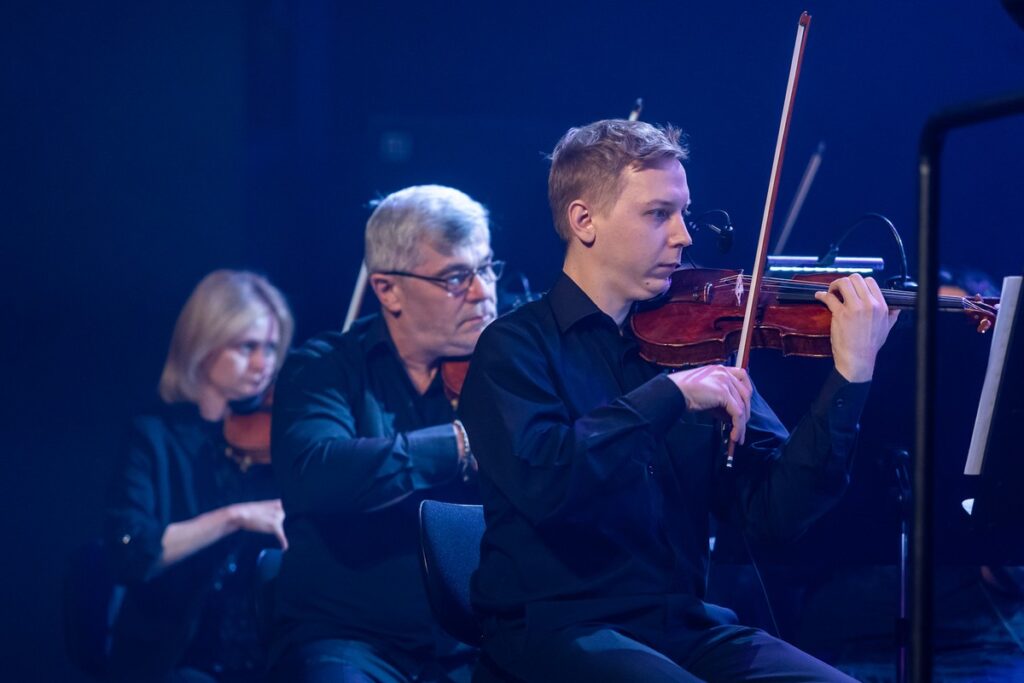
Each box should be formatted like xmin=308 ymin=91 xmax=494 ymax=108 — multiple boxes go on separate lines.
xmin=270 ymin=315 xmax=477 ymax=662
xmin=459 ymin=274 xmax=869 ymax=629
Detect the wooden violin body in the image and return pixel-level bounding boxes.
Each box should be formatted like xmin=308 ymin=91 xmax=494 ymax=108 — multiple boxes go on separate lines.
xmin=631 ymin=268 xmax=999 ymax=369
xmin=632 ymin=268 xmax=833 ymax=367
xmin=442 ymin=359 xmax=470 ymax=406
xmin=223 ymin=385 xmax=274 ymax=469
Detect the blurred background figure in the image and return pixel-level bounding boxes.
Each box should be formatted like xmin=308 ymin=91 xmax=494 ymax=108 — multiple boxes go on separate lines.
xmin=103 ymin=270 xmax=293 ymax=683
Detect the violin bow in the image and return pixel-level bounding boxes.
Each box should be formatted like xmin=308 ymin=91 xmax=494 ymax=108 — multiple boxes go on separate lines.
xmin=343 ymin=261 xmax=370 ymax=333
xmin=727 ymin=11 xmax=812 ymax=467
xmin=628 ymin=98 xmax=644 ymax=122
xmin=773 ymin=139 xmax=825 ymax=255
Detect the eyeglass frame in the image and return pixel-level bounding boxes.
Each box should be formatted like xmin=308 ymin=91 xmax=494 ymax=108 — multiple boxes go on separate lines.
xmin=375 ymin=259 xmax=505 ymax=296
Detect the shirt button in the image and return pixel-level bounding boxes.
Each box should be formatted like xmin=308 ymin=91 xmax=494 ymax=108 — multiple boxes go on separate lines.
xmin=836 ymin=398 xmax=845 ymax=408
xmin=647 ymin=464 xmax=656 ymax=476
xmin=121 ymin=534 xmax=131 ymax=544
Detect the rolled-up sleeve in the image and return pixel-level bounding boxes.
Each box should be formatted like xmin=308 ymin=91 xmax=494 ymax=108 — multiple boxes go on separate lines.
xmin=104 ymin=420 xmax=166 ymax=583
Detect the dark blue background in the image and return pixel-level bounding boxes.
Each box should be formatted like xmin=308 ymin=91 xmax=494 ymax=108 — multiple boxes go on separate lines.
xmin=3 ymin=1 xmax=1022 ymax=679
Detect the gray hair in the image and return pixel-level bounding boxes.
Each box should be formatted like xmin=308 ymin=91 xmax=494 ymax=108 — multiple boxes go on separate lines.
xmin=365 ymin=185 xmax=490 ymax=272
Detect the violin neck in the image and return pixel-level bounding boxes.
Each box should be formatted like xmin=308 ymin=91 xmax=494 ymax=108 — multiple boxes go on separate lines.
xmin=880 ymin=289 xmax=918 ymax=311
xmin=774 ymin=286 xmax=965 ymax=313
xmin=880 ymin=289 xmax=968 ymax=313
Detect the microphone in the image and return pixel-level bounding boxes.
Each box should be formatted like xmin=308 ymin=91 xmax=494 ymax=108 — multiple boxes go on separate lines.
xmin=689 ymin=209 xmax=734 ymax=253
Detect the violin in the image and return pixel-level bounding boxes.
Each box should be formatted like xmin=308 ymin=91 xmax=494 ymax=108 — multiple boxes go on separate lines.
xmin=222 ymin=385 xmax=274 ymax=471
xmin=630 ymin=267 xmax=999 ymax=368
xmin=441 ymin=360 xmax=470 ymax=406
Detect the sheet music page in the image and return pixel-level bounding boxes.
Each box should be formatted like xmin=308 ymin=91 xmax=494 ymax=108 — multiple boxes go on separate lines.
xmin=965 ymin=276 xmax=1021 ymax=475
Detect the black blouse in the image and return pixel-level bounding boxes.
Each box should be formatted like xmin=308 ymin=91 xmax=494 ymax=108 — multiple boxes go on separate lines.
xmin=104 ymin=402 xmax=278 ymax=681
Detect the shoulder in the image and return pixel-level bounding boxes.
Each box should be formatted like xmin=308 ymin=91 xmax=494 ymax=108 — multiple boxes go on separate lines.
xmin=278 ymin=329 xmax=351 ymax=385
xmin=122 ymin=404 xmax=205 ymax=470
xmin=288 ymin=329 xmax=348 ymax=364
xmin=275 ymin=322 xmax=379 ymax=406
xmin=129 ymin=403 xmax=197 ymax=441
xmin=478 ymin=297 xmax=553 ymax=351
xmin=471 ymin=298 xmax=557 ymax=377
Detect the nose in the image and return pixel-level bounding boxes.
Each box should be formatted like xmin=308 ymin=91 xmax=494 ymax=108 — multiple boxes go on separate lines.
xmin=249 ymin=345 xmax=269 ymax=372
xmin=670 ymin=213 xmax=693 ymax=249
xmin=464 ymin=270 xmax=493 ymax=303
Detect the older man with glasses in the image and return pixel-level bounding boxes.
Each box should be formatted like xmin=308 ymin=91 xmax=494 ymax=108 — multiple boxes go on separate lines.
xmin=269 ymin=185 xmax=499 ymax=683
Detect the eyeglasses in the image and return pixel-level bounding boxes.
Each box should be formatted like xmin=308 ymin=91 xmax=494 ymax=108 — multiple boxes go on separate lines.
xmin=378 ymin=260 xmax=505 ymax=296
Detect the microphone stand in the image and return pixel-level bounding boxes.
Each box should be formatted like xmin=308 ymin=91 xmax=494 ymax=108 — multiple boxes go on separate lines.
xmin=890 ymin=448 xmax=912 ymax=683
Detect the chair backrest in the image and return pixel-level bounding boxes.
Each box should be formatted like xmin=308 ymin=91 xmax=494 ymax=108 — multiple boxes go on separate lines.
xmin=62 ymin=539 xmax=125 ymax=678
xmin=418 ymin=500 xmax=486 ymax=647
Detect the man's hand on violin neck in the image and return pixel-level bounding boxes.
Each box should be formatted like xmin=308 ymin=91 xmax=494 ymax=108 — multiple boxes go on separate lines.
xmin=814 ymin=274 xmax=900 ymax=383
xmin=669 ymin=365 xmax=752 ymax=445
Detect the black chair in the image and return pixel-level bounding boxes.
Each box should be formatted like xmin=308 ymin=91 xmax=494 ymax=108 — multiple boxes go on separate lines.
xmin=255 ymin=547 xmax=283 ymax=645
xmin=62 ymin=539 xmax=125 ymax=679
xmin=418 ymin=500 xmax=486 ymax=646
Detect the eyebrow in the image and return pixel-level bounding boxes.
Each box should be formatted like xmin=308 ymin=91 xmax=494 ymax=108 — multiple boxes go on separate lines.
xmin=434 ymin=251 xmax=495 ymax=276
xmin=642 ymin=199 xmax=692 ymax=210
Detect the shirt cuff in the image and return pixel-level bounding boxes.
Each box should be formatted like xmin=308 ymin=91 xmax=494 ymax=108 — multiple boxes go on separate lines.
xmin=812 ymin=369 xmax=870 ymax=424
xmin=405 ymin=424 xmax=462 ymax=487
xmin=621 ymin=374 xmax=687 ymax=435
xmin=812 ymin=368 xmax=872 ymax=463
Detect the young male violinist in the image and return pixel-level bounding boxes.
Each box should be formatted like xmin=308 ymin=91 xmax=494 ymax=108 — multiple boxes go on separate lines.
xmin=458 ymin=120 xmax=899 ymax=682
xmin=269 ymin=185 xmax=500 ymax=682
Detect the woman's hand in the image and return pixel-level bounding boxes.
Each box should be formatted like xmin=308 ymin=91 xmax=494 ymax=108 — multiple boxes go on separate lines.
xmin=229 ymin=498 xmax=288 ymax=550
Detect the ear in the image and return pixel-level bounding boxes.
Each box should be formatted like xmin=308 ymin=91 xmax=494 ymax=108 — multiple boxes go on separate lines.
xmin=566 ymin=199 xmax=597 ymax=247
xmin=369 ymin=274 xmax=403 ymax=316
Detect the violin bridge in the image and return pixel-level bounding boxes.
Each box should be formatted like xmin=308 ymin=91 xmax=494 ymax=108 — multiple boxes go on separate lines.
xmin=700 ymin=282 xmax=712 ymax=302
xmin=734 ymin=271 xmax=745 ymax=307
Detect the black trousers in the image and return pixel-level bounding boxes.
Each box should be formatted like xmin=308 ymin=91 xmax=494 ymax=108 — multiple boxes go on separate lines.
xmin=270 ymin=639 xmax=475 ymax=683
xmin=481 ymin=599 xmax=856 ymax=683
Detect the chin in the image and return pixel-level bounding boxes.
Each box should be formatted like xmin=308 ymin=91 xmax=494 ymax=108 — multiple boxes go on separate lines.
xmin=446 ymin=334 xmax=482 ymax=358
xmin=637 ymin=278 xmax=672 ymax=301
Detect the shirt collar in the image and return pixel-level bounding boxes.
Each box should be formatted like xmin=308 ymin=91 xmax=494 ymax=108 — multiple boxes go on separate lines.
xmin=548 ymin=273 xmax=619 ymax=334
xmin=356 ymin=314 xmax=446 ymax=393
xmin=360 ymin=314 xmax=396 ymax=356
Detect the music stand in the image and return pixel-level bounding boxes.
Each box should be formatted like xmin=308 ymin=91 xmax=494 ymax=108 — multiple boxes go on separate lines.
xmin=961 ymin=275 xmax=1024 ymax=563
xmin=914 ymin=92 xmax=1024 ymax=683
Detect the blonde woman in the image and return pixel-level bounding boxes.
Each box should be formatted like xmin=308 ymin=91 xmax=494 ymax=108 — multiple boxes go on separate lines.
xmin=105 ymin=270 xmax=294 ymax=683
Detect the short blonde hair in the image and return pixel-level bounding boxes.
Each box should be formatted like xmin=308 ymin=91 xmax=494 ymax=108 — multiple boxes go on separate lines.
xmin=548 ymin=119 xmax=688 ymax=241
xmin=158 ymin=270 xmax=294 ymax=404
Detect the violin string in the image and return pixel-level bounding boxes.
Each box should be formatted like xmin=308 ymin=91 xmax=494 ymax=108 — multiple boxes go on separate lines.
xmin=710 ymin=274 xmax=945 ymax=301
xmin=716 ymin=272 xmax=994 ymax=306
xmin=708 ymin=285 xmax=970 ymax=310
xmin=701 ymin=275 xmax=992 ymax=313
